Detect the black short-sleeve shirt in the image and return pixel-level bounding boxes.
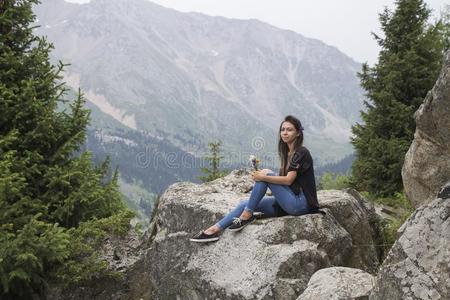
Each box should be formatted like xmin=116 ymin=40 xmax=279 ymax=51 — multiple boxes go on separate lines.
xmin=284 ymin=146 xmax=319 ymax=210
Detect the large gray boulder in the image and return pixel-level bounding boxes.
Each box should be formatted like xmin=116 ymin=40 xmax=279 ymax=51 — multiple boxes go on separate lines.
xmin=370 ymin=184 xmax=450 ymax=300
xmin=149 ymin=214 xmax=349 ymax=299
xmin=145 ymin=169 xmax=379 ymax=299
xmin=402 ymin=50 xmax=450 ymax=208
xmin=298 ymin=267 xmax=374 ymax=300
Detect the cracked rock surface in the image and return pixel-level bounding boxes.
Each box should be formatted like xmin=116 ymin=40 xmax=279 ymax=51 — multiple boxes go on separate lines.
xmin=402 ymin=50 xmax=450 ymax=208
xmin=370 ymin=194 xmax=450 ymax=300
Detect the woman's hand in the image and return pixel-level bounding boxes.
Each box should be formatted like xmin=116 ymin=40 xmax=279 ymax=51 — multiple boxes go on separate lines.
xmin=251 ymin=169 xmax=272 ymax=181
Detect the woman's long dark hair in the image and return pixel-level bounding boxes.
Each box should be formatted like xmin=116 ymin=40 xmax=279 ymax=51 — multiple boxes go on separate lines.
xmin=278 ymin=115 xmax=304 ymax=176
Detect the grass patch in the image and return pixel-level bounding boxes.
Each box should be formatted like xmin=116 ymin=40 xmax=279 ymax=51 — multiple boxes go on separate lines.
xmin=317 ymin=172 xmax=351 ymax=190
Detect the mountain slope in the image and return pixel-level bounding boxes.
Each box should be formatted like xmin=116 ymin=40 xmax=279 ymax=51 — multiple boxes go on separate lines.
xmin=34 ymin=0 xmax=363 ymax=165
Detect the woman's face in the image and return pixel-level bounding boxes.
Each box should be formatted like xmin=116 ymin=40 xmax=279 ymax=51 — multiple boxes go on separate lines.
xmin=280 ymin=121 xmax=298 ymax=144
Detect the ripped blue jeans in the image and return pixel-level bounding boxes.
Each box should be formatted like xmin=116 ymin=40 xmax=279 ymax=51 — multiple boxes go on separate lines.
xmin=216 ymin=173 xmax=309 ymax=230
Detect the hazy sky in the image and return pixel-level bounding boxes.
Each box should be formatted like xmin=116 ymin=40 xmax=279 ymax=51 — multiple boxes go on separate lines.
xmin=65 ymin=0 xmax=448 ymax=64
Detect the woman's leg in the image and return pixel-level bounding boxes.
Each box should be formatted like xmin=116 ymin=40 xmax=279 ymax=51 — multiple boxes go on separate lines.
xmin=207 ymin=173 xmax=307 ymax=233
xmin=253 ymin=196 xmax=278 ymax=217
xmin=196 ymin=176 xmax=284 ymax=238
xmin=265 ymin=183 xmax=309 ymax=216
xmin=246 ymin=173 xmax=309 ymax=216
xmin=212 ymin=197 xmax=278 ymax=231
xmin=215 ymin=200 xmax=247 ymax=230
xmin=243 ymin=179 xmax=271 ymax=214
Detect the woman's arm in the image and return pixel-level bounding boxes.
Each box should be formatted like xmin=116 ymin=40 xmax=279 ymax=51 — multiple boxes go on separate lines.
xmin=252 ymin=170 xmax=297 ymax=185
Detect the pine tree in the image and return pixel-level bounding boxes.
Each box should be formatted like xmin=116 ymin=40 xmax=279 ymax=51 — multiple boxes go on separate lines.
xmin=198 ymin=140 xmax=228 ymax=182
xmin=0 ymin=1 xmax=133 ymax=299
xmin=350 ymin=0 xmax=445 ymax=196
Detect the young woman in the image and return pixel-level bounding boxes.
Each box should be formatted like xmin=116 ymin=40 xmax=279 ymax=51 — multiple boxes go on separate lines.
xmin=190 ymin=115 xmax=320 ymax=243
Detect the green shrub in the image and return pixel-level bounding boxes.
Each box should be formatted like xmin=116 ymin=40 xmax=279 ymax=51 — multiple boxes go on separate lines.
xmin=55 ymin=210 xmax=135 ymax=286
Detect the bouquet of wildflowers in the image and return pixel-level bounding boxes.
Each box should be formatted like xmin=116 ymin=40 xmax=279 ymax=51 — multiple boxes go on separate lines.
xmin=249 ymin=155 xmax=260 ymax=171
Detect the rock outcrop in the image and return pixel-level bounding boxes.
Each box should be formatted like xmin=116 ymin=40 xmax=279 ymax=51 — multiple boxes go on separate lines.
xmin=402 ymin=50 xmax=450 ymax=208
xmin=298 ymin=267 xmax=374 ymax=300
xmin=370 ymin=183 xmax=450 ymax=300
xmin=145 ymin=170 xmax=379 ymax=299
